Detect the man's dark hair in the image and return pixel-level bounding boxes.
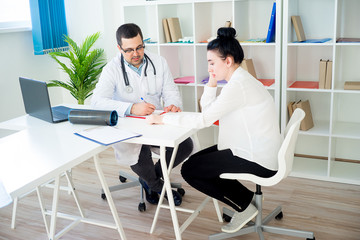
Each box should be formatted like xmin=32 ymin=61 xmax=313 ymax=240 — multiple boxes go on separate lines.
xmin=207 ymin=27 xmax=244 ymax=64
xmin=116 ymin=23 xmax=143 ymax=47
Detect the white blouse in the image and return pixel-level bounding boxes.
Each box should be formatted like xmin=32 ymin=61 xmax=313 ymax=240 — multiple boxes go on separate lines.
xmin=163 ymin=67 xmax=282 ymax=170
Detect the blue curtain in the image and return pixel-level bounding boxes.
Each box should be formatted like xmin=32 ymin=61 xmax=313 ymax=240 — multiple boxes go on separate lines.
xmin=29 ymin=0 xmax=68 ymax=55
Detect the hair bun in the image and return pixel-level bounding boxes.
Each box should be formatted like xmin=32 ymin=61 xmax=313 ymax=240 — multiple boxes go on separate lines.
xmin=217 ymin=27 xmax=236 ymax=39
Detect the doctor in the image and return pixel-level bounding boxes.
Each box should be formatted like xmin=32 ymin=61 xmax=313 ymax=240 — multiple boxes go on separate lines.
xmin=91 ymin=23 xmax=193 ymax=206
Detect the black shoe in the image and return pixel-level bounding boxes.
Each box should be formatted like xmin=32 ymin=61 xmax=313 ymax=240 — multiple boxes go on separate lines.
xmin=164 ymin=190 xmax=182 ymax=206
xmin=139 ymin=178 xmax=159 ymax=205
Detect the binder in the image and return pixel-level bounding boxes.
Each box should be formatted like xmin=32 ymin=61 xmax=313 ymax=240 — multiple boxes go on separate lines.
xmin=344 ymin=81 xmax=360 ymax=90
xmin=266 ymin=2 xmax=276 ymax=43
xmin=319 ymin=59 xmax=327 ymax=89
xmin=325 ymin=60 xmax=332 ymax=89
xmin=241 ymin=59 xmax=257 ymax=79
xmin=162 ymin=18 xmax=171 ymax=43
xmin=167 ymin=17 xmax=182 ymax=42
xmin=291 ymin=16 xmax=306 ymax=42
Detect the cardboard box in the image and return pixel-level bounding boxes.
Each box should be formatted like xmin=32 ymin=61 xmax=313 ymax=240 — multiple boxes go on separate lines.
xmin=344 ymin=81 xmax=360 ymax=90
xmin=241 ymin=59 xmax=257 ymax=79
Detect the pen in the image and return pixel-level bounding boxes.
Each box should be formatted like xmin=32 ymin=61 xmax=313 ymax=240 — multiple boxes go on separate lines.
xmin=140 ymin=97 xmax=147 ymax=103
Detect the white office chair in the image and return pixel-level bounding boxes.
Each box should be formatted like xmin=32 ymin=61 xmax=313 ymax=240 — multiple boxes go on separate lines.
xmin=209 ymin=108 xmax=315 ymax=240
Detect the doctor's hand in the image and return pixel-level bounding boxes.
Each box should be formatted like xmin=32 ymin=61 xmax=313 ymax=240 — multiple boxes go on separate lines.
xmin=146 ymin=114 xmax=164 ymax=125
xmin=164 ymin=104 xmax=181 ymax=113
xmin=131 ymin=102 xmax=156 ymax=116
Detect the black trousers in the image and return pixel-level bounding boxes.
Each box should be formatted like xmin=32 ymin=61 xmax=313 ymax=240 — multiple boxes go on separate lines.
xmin=181 ymin=145 xmax=276 ymax=212
xmin=131 ymin=137 xmax=193 ymax=193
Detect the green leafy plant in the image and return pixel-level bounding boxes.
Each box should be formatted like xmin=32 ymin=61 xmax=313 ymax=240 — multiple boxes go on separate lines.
xmin=48 ymin=32 xmax=106 ymax=104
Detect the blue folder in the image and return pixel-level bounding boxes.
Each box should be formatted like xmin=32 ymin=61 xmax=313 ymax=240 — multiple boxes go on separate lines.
xmin=266 ymin=2 xmax=276 ymax=43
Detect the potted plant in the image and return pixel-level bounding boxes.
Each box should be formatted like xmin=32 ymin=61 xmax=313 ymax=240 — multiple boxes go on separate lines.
xmin=48 ymin=32 xmax=106 ymax=104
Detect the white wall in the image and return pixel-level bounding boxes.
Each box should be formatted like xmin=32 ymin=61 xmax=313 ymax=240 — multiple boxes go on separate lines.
xmin=0 ymin=30 xmax=61 ymax=122
xmin=0 ymin=0 xmax=124 ymax=122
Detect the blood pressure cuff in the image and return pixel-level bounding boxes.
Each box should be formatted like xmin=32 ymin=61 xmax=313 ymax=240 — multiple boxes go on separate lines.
xmin=68 ymin=109 xmax=118 ymax=126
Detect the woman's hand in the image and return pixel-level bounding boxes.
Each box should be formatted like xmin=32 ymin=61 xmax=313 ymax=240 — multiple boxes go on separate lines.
xmin=207 ymin=74 xmax=218 ymax=87
xmin=146 ymin=114 xmax=164 ymax=125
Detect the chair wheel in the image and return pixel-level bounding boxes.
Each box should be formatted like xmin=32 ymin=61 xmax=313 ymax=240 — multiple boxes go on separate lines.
xmin=275 ymin=211 xmax=283 ymax=220
xmin=177 ymin=188 xmax=185 ymax=196
xmin=223 ymin=213 xmax=232 ymax=222
xmin=101 ymin=193 xmax=106 ymax=200
xmin=119 ymin=175 xmax=127 ymax=183
xmin=138 ymin=202 xmax=146 ymax=212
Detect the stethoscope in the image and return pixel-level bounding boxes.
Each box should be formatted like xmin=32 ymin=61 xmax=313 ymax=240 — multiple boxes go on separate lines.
xmin=121 ymin=53 xmax=157 ymax=93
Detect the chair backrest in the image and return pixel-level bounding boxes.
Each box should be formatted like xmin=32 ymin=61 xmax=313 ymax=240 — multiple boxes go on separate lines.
xmin=276 ymin=108 xmax=305 ymax=180
xmin=220 ymin=108 xmax=305 ymax=187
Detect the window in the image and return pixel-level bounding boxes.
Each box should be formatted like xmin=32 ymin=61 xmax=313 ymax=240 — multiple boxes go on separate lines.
xmin=0 ymin=0 xmax=31 ymax=32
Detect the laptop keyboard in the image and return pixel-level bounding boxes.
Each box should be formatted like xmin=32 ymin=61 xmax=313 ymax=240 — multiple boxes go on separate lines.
xmin=52 ymin=109 xmax=68 ymax=119
xmin=51 ymin=106 xmax=71 ymax=120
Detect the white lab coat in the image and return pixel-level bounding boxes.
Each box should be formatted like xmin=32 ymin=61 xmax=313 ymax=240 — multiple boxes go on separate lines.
xmin=91 ymin=50 xmax=182 ymax=165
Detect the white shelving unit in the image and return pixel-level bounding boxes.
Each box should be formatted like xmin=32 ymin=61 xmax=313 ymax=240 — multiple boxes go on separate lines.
xmin=121 ymin=0 xmax=282 ymax=149
xmin=282 ymin=0 xmax=360 ymax=184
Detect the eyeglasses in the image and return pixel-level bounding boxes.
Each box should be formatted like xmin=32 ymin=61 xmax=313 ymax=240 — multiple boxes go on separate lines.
xmin=120 ymin=44 xmax=145 ymax=54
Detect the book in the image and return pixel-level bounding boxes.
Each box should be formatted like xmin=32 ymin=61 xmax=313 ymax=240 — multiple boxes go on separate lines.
xmin=258 ymin=79 xmax=275 ymax=87
xmin=319 ymin=59 xmax=327 ymax=89
xmin=266 ymin=2 xmax=276 ymax=43
xmin=224 ymin=21 xmax=232 ymax=27
xmin=74 ymin=126 xmax=142 ymax=146
xmin=162 ymin=18 xmax=171 ymax=43
xmin=325 ymin=60 xmax=332 ymax=89
xmin=174 ymin=76 xmax=195 ymax=84
xmin=293 ymin=38 xmax=331 ymax=43
xmin=344 ymin=81 xmax=360 ymax=90
xmin=291 ymin=16 xmax=306 ymax=42
xmin=289 ymin=81 xmax=319 ymax=89
xmin=167 ymin=17 xmax=182 ymax=42
xmin=336 ymin=38 xmax=360 ymax=43
xmin=240 ymin=59 xmax=257 ymax=79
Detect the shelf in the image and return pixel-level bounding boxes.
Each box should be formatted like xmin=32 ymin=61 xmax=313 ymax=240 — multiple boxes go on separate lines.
xmin=291 ymin=157 xmax=328 ymax=179
xmin=332 ymin=122 xmax=360 ymax=140
xmin=329 ymin=161 xmax=360 ymax=185
xmin=299 ymin=120 xmax=330 ymax=137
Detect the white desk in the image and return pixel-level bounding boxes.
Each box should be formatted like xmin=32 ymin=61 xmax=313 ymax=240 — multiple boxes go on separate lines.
xmin=0 ymin=113 xmax=213 ymax=240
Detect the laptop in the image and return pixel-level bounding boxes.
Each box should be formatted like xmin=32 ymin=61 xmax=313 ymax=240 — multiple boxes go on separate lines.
xmin=19 ymin=77 xmax=71 ymax=123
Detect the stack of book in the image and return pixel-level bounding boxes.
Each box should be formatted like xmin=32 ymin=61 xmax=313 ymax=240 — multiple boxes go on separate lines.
xmin=162 ymin=17 xmax=182 ymax=43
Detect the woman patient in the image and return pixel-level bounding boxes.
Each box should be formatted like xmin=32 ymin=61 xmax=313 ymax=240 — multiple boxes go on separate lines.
xmin=147 ymin=27 xmax=282 ymax=233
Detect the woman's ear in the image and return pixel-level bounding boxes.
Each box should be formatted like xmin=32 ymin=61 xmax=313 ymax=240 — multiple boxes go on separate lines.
xmin=225 ymin=56 xmax=233 ymax=67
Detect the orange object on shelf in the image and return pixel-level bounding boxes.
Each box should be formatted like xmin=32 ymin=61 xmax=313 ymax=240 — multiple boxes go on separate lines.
xmin=258 ymin=79 xmax=275 ymax=87
xmin=289 ymin=81 xmax=319 ymax=89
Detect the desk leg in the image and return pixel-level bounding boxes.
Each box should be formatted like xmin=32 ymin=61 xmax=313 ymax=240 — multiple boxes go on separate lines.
xmin=93 ymin=154 xmax=127 ymax=240
xmin=49 ymin=175 xmax=60 ymax=240
xmin=151 ymin=145 xmax=182 ymax=240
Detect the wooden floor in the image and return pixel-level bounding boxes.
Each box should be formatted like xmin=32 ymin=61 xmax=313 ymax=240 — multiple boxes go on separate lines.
xmin=1 ymin=149 xmax=360 ymax=240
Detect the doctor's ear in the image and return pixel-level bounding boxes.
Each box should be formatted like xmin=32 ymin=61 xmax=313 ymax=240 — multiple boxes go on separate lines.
xmin=117 ymin=45 xmax=121 ymax=51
